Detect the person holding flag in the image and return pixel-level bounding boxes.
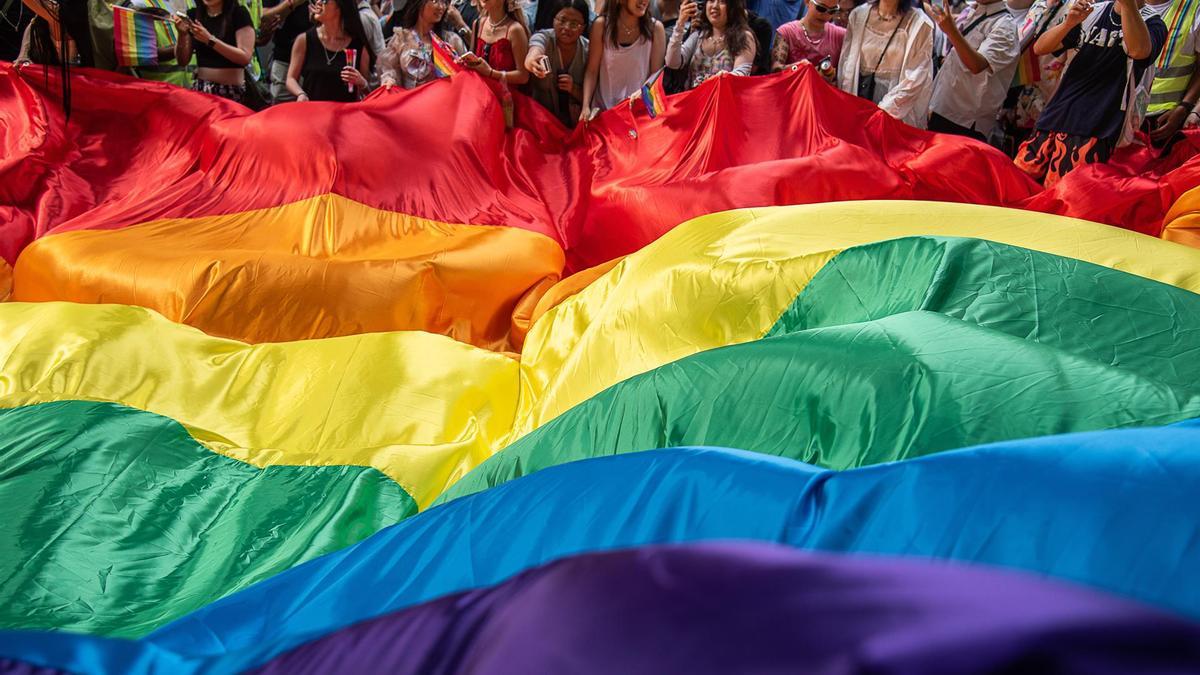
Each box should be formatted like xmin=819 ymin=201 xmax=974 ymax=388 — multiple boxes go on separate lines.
xmin=580 ymin=0 xmax=665 ymax=120
xmin=173 ymin=0 xmax=256 ymax=102
xmin=377 ymin=0 xmax=467 ymax=88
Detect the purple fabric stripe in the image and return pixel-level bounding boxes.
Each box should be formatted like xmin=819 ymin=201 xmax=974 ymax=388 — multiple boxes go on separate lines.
xmin=0 ymin=659 xmax=68 ymax=675
xmin=248 ymin=543 xmax=1200 ymax=675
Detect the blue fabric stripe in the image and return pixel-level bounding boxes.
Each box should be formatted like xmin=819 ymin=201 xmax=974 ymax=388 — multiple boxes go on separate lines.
xmin=1 ymin=418 xmax=1199 ymax=674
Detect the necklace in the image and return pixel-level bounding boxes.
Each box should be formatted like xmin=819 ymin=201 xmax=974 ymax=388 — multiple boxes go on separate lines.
xmin=876 ymin=6 xmax=898 ymax=20
xmin=318 ymin=27 xmax=349 ymax=65
xmin=702 ymin=31 xmax=724 ymax=54
xmin=801 ymin=24 xmax=823 ymax=44
xmin=486 ymin=14 xmax=510 ymax=36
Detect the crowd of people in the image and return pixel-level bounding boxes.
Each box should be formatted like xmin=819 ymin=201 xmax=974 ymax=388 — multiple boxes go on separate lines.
xmin=5 ymin=0 xmax=1194 ymax=185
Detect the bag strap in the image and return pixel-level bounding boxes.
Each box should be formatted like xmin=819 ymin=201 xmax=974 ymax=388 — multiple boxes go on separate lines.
xmin=870 ymin=6 xmax=904 ymax=73
xmin=1026 ymin=0 xmax=1065 ymax=48
xmin=959 ymin=6 xmax=1007 ymax=40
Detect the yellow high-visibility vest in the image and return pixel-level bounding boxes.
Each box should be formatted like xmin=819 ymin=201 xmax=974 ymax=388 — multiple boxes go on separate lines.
xmin=1149 ymin=0 xmax=1200 ymax=115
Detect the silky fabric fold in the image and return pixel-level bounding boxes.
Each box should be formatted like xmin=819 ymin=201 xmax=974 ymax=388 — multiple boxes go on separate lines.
xmin=511 ymin=203 xmax=1200 ymax=438
xmin=0 ymin=401 xmax=413 ymax=638
xmin=5 ymin=61 xmax=1198 ymax=286
xmin=0 ymin=302 xmax=518 ymax=507
xmin=439 ymin=236 xmax=1200 ymax=503
xmin=2 ymin=421 xmax=1199 ymax=674
xmin=13 ymin=195 xmax=564 ymax=350
xmin=243 ymin=544 xmax=1200 ymax=675
xmin=4 ymin=206 xmax=1200 ymax=510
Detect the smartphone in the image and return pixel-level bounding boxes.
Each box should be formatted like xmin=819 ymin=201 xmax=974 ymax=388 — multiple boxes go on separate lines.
xmin=538 ymin=55 xmax=550 ymax=73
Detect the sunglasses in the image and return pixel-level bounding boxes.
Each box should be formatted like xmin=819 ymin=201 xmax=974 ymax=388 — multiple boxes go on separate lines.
xmin=812 ymin=2 xmax=840 ymax=12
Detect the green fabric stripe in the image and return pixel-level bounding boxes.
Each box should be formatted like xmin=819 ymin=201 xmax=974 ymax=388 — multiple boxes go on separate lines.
xmin=436 ymin=236 xmax=1200 ymax=505
xmin=0 ymin=401 xmax=416 ymax=638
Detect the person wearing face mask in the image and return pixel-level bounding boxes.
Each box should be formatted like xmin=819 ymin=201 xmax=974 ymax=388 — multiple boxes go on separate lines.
xmin=580 ymin=0 xmax=666 ymax=118
xmin=525 ymin=0 xmax=590 ymax=124
xmin=772 ymin=0 xmax=846 ymax=77
xmin=377 ymin=0 xmax=467 ymax=88
xmin=665 ymin=0 xmax=756 ymax=89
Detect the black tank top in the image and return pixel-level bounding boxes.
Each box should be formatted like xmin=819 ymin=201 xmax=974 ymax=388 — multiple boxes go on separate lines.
xmin=301 ymin=28 xmax=363 ymax=102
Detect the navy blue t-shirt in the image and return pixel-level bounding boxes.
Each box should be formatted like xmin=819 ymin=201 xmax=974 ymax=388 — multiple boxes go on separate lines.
xmin=1035 ymin=2 xmax=1166 ymax=141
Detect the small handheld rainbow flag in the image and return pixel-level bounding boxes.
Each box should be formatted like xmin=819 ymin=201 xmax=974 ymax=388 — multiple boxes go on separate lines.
xmin=640 ymin=68 xmax=667 ymax=119
xmin=113 ymin=5 xmax=161 ymax=67
xmin=430 ymin=31 xmax=460 ymax=78
xmin=1014 ymin=47 xmax=1041 ymax=87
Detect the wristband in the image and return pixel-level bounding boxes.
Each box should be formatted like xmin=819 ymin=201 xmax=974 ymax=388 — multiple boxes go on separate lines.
xmin=1182 ymin=99 xmax=1198 ymax=110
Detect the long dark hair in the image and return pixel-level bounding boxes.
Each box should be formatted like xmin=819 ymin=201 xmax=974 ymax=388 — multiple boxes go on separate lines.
xmin=26 ymin=16 xmax=61 ymax=65
xmin=326 ymin=0 xmax=377 ymax=62
xmin=695 ymin=0 xmax=749 ymax=56
xmin=399 ymin=0 xmax=450 ymax=37
xmin=604 ymin=0 xmax=654 ymax=46
xmin=29 ymin=0 xmax=93 ymax=117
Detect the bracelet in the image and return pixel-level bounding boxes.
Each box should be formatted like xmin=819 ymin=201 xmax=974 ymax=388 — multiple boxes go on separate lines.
xmin=1183 ymin=99 xmax=1198 ymax=109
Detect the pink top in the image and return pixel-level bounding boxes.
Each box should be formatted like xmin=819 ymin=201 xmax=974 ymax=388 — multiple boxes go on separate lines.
xmin=776 ymin=21 xmax=846 ymax=66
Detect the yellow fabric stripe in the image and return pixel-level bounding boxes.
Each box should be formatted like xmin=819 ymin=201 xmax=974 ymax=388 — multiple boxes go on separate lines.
xmin=512 ymin=201 xmax=1200 ymax=435
xmin=3 ymin=201 xmax=1199 ymax=508
xmin=0 ymin=303 xmax=519 ymax=507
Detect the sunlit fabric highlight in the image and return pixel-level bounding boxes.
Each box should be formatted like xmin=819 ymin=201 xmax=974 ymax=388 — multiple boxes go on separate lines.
xmin=439 ymin=235 xmax=1200 ymax=503
xmin=1 ymin=420 xmax=1198 ymax=673
xmin=0 ymin=302 xmax=517 ymax=507
xmin=12 ymin=195 xmax=562 ymax=350
xmin=236 ymin=545 xmax=1200 ymax=674
xmin=2 ymin=204 xmax=1200 ymax=510
xmin=4 ymin=61 xmax=1197 ymax=282
xmin=0 ymin=401 xmax=412 ymax=638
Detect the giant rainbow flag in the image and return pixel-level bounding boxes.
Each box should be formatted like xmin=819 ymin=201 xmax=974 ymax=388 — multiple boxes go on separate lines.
xmin=1 ymin=60 xmax=1200 ymax=673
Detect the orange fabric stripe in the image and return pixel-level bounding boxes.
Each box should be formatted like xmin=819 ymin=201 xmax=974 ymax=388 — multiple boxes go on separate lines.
xmin=1162 ymin=185 xmax=1200 ymax=249
xmin=13 ymin=195 xmax=565 ymax=351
